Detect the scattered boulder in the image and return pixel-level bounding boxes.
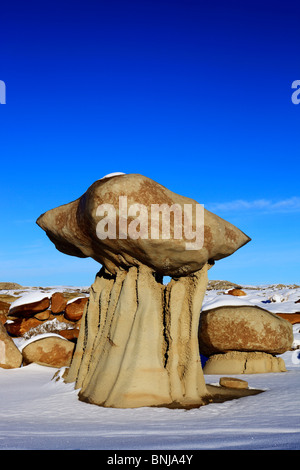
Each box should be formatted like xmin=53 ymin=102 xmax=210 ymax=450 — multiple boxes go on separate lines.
xmin=5 ymin=317 xmax=42 ymax=337
xmin=6 ymin=314 xmax=75 ymax=338
xmin=225 ymin=289 xmax=247 ymax=296
xmin=219 ymin=377 xmax=248 ymax=389
xmin=207 ymin=280 xmax=243 ymax=291
xmin=0 ymin=300 xmax=10 ymax=315
xmin=0 ymin=287 xmax=86 ymax=370
xmin=58 ymin=328 xmax=79 ymax=342
xmin=4 ymin=291 xmax=87 ymax=340
xmin=199 ymin=305 xmax=293 ymax=356
xmin=0 ymin=294 xmax=19 ymax=304
xmin=22 ymin=335 xmax=75 ymax=368
xmin=203 ymin=351 xmax=286 ymax=374
xmin=275 ymin=313 xmax=300 ymax=325
xmin=0 ymin=300 xmax=10 ymax=325
xmin=64 ymin=297 xmax=88 ymax=321
xmin=51 ymin=292 xmax=68 ymax=314
xmin=0 ymin=321 xmax=22 ymax=368
xmin=49 ymin=313 xmax=77 ymax=326
xmin=9 ymin=293 xmax=51 ymax=318
xmin=0 ymin=282 xmax=23 ymax=290
xmin=34 ymin=310 xmax=51 ymax=321
xmin=21 ymin=317 xmax=77 ymax=339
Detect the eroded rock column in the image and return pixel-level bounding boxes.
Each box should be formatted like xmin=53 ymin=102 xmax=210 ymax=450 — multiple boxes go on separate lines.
xmin=65 ymin=263 xmax=211 ymax=408
xmin=164 ymin=263 xmax=209 ymax=406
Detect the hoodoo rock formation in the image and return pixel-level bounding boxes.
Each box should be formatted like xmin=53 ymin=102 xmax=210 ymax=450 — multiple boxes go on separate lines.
xmin=37 ymin=173 xmax=252 ymax=408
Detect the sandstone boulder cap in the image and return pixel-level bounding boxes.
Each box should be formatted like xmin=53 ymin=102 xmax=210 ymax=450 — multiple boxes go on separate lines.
xmin=37 ymin=173 xmax=251 ymax=277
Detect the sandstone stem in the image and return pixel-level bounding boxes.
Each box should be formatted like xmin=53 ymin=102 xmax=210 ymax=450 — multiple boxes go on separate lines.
xmin=65 ymin=263 xmax=211 ymax=408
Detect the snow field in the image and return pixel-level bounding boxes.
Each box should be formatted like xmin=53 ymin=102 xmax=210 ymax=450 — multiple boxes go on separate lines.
xmin=0 ymin=283 xmax=299 ymax=450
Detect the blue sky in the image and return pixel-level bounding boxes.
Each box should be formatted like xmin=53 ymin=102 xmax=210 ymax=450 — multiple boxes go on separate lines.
xmin=0 ymin=0 xmax=299 ymax=287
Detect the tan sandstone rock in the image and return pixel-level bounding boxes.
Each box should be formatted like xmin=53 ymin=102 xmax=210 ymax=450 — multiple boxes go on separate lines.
xmin=36 ymin=173 xmax=250 ymax=278
xmin=0 ymin=282 xmax=22 ymax=290
xmin=37 ymin=173 xmax=251 ymax=409
xmin=22 ymin=335 xmax=75 ymax=368
xmin=203 ymin=351 xmax=286 ymax=374
xmin=67 ymin=263 xmax=212 ymax=409
xmin=219 ymin=377 xmax=248 ymax=389
xmin=199 ymin=305 xmax=293 ymax=356
xmin=0 ymin=321 xmax=22 ymax=368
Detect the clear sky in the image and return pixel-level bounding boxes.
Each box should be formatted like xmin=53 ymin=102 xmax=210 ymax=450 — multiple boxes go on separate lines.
xmin=0 ymin=0 xmax=299 ymax=287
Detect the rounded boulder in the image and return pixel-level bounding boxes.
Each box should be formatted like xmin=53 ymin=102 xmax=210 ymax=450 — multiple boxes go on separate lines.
xmin=64 ymin=297 xmax=88 ymax=321
xmin=199 ymin=305 xmax=293 ymax=356
xmin=36 ymin=173 xmax=251 ymax=277
xmin=9 ymin=294 xmax=50 ymax=318
xmin=51 ymin=292 xmax=68 ymax=314
xmin=22 ymin=335 xmax=75 ymax=368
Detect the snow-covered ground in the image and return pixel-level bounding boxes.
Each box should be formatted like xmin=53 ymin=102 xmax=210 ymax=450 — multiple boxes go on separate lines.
xmin=0 ymin=283 xmax=299 ymax=450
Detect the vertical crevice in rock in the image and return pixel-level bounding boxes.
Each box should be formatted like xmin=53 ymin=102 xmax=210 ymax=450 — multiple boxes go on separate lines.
xmin=243 ymin=356 xmax=248 ymax=373
xmin=162 ymin=284 xmax=170 ymax=369
xmin=163 ymin=263 xmax=210 ymax=406
xmin=65 ymin=298 xmax=88 ymax=385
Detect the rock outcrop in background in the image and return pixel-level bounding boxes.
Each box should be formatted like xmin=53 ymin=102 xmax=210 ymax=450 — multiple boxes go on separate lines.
xmin=0 ymin=282 xmax=298 ymax=378
xmin=0 ymin=286 xmax=88 ymax=368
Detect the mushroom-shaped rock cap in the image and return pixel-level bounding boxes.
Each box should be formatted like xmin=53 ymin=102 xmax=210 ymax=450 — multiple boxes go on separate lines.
xmin=37 ymin=173 xmax=250 ymax=277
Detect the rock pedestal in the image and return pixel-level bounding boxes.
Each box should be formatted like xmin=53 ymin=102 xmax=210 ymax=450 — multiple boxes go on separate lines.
xmin=65 ymin=263 xmax=211 ymax=408
xmin=203 ymin=351 xmax=287 ymax=374
xmin=37 ymin=173 xmax=252 ymax=408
